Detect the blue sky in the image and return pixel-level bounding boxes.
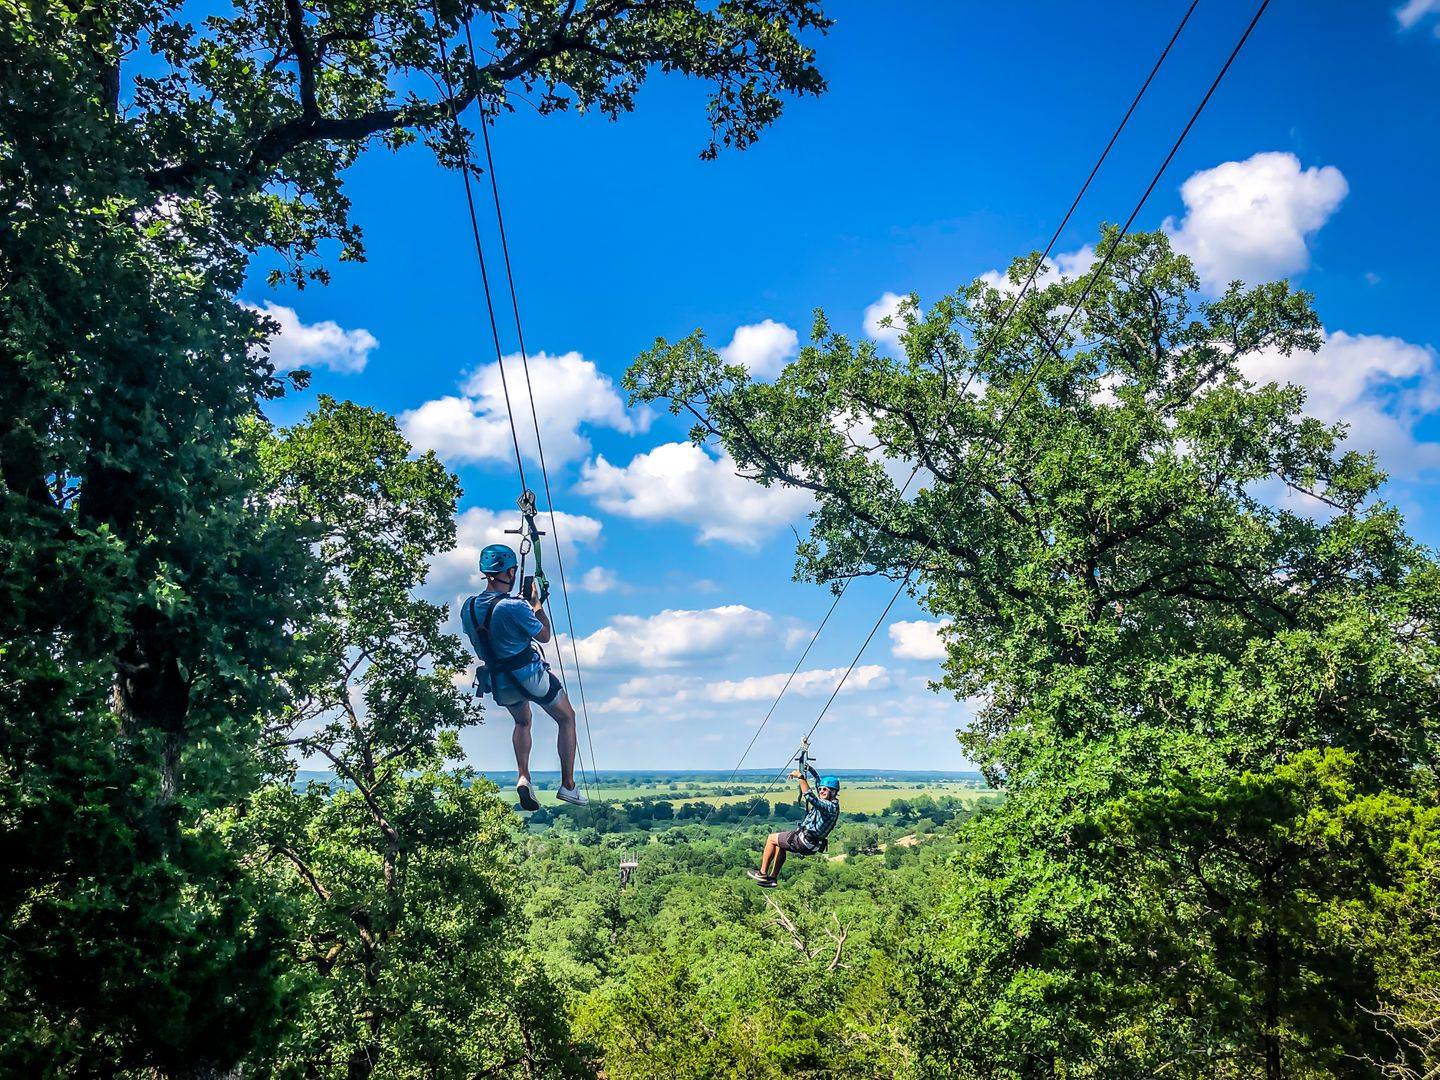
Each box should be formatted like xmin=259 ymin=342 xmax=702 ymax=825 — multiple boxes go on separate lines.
xmin=250 ymin=1 xmax=1440 ymax=773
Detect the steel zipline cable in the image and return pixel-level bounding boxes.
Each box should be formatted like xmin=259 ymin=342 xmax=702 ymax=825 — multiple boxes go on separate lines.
xmin=432 ymin=16 xmax=600 ymax=797
xmin=955 ymin=0 xmax=1200 ymax=398
xmin=736 ymin=0 xmax=1273 ymax=822
xmin=709 ymin=0 xmax=1205 ymax=816
xmin=688 ymin=462 xmax=922 ymax=831
xmin=470 ymin=77 xmax=604 ymax=802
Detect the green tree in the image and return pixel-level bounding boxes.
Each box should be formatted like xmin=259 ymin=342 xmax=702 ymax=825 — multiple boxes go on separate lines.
xmin=2 ymin=12 xmax=313 ymax=1071
xmin=574 ymin=953 xmax=771 ymax=1079
xmin=237 ymin=400 xmax=583 ymax=1077
xmin=625 ymin=228 xmax=1440 ymax=1076
xmin=1097 ymin=750 xmax=1440 ymax=1077
xmin=3 ymin=1 xmax=827 ymax=1070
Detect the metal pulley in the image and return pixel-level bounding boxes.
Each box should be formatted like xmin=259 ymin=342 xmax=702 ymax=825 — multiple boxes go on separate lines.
xmin=505 ymin=488 xmax=550 ymax=604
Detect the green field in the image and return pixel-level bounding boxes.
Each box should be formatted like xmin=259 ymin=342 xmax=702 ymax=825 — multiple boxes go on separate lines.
xmin=674 ymin=784 xmax=994 ymax=815
xmin=496 ymin=778 xmax=994 ymax=815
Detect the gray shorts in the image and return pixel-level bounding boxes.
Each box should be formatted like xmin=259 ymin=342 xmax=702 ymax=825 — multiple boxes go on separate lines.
xmin=493 ymin=665 xmax=562 ymax=708
xmin=776 ymin=829 xmax=821 ymax=856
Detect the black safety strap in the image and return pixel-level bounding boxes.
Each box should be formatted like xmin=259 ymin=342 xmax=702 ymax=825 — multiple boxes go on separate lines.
xmin=465 ymin=593 xmax=536 ymax=673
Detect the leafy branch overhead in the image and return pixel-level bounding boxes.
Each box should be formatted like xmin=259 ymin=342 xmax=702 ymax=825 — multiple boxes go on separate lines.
xmin=626 ymin=229 xmax=1431 ymax=742
xmin=74 ymin=0 xmax=829 ymax=280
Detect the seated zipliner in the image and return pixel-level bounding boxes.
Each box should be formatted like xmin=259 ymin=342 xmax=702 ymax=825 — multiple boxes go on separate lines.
xmin=748 ymin=764 xmax=839 ymax=888
xmin=461 ymin=543 xmax=586 ymax=810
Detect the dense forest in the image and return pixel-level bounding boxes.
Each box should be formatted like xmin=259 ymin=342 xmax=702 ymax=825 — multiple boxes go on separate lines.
xmin=5 ymin=1 xmax=1440 ymax=1077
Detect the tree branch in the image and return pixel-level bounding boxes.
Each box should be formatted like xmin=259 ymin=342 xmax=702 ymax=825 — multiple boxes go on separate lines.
xmin=276 ymin=845 xmax=332 ymax=902
xmin=146 ymin=34 xmax=562 ymax=191
xmin=282 ymin=0 xmax=320 ymax=120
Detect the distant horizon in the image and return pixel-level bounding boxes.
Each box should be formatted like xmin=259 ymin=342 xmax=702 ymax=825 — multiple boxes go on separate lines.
xmin=295 ymin=767 xmax=989 ymax=782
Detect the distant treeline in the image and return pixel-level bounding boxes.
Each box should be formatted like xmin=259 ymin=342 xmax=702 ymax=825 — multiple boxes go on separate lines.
xmin=527 ymin=792 xmax=998 ymax=834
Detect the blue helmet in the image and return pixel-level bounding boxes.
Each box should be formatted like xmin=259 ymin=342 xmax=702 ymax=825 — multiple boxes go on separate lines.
xmin=820 ymin=776 xmax=840 ymax=791
xmin=479 ymin=544 xmax=518 ymax=574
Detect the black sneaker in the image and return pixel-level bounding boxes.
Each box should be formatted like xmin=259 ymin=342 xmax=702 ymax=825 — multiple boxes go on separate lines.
xmin=746 ymin=869 xmax=776 ymax=888
xmin=516 ymin=777 xmax=540 ymax=812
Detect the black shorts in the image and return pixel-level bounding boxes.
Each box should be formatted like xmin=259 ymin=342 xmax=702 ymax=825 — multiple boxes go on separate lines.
xmin=776 ymin=829 xmax=821 ymax=856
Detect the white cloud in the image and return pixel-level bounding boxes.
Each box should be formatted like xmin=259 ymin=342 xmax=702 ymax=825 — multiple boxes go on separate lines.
xmin=591 ymin=696 xmax=648 ymax=715
xmin=400 ymin=350 xmax=650 ymax=467
xmin=719 ymin=319 xmax=799 ymax=378
xmin=577 ymin=442 xmax=813 ymax=547
xmin=1091 ymin=370 xmax=1125 ymax=408
xmin=976 ymin=244 xmax=1098 ymax=297
xmin=427 ymin=505 xmax=603 ymax=600
xmin=1052 ymin=245 xmax=1099 ymax=279
xmin=578 ymin=566 xmax=622 ymax=594
xmin=863 ymin=292 xmax=922 ymax=353
xmin=858 ymin=690 xmax=976 ymax=739
xmin=1163 ymin=152 xmax=1348 ymax=291
xmin=889 ymin=619 xmax=952 ymax=661
xmin=832 ymin=409 xmax=927 ymax=487
xmin=562 ymin=605 xmax=773 ymax=670
xmin=593 ymin=674 xmax=701 ymax=715
xmin=1240 ymin=329 xmax=1440 ymax=479
xmin=1397 ymin=0 xmax=1440 ymax=29
xmin=244 ymin=300 xmax=377 ymax=374
xmin=707 ymin=664 xmax=890 ymax=702
xmin=784 ymin=626 xmax=814 ymax=649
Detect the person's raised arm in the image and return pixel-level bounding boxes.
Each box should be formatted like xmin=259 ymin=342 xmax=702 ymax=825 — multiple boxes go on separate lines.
xmin=528 ymin=579 xmax=553 ymax=643
xmin=789 ymin=769 xmax=811 ymax=797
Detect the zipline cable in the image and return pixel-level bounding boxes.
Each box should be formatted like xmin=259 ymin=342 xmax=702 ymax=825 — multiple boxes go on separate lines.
xmin=465 ymin=17 xmax=603 ymax=801
xmin=432 ymin=26 xmax=529 ymax=499
xmin=982 ymin=0 xmax=1272 ymax=453
xmin=955 ymin=0 xmax=1199 ymax=397
xmin=742 ymin=0 xmax=1272 ymax=819
xmin=720 ymin=583 xmax=849 ymax=783
xmin=713 ymin=0 xmax=1206 ymax=818
xmin=732 ymin=571 xmax=914 ymax=828
xmin=695 ymin=463 xmax=923 ymax=834
xmin=432 ymin=16 xmax=596 ymax=795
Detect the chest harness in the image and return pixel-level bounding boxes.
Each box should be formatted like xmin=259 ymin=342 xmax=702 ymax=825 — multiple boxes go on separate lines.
xmin=464 ymin=593 xmax=540 ymax=700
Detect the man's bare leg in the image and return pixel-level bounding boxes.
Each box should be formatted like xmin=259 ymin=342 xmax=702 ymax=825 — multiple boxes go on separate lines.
xmin=761 ymin=833 xmax=788 ymax=878
xmin=537 ymin=690 xmax=578 ymax=791
xmin=506 ymin=702 xmax=533 ymax=780
xmin=760 ymin=834 xmax=779 ymax=876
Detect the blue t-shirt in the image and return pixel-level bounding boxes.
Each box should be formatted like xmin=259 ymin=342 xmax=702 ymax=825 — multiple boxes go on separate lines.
xmin=460 ymin=592 xmax=544 ymax=680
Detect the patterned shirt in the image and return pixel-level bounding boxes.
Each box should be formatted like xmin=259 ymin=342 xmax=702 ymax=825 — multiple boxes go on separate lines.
xmin=797 ymin=769 xmax=840 ymax=842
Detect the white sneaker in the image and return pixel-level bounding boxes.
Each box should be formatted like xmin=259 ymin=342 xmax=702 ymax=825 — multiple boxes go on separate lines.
xmin=516 ymin=777 xmax=540 ymax=812
xmin=555 ymin=784 xmax=588 ymax=806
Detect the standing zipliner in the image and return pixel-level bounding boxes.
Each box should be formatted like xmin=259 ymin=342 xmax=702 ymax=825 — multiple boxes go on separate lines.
xmin=748 ymin=763 xmax=839 ymax=888
xmin=461 ymin=543 xmax=587 ymax=810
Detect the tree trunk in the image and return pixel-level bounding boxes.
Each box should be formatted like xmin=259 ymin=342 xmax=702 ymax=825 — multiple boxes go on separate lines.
xmin=345 ymin=949 xmax=383 ymax=1080
xmin=114 ymin=609 xmax=192 ymax=821
xmin=1263 ymin=924 xmax=1283 ymax=1080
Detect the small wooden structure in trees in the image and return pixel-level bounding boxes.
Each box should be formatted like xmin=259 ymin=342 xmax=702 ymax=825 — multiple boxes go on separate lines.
xmin=618 ymin=856 xmax=639 ymax=887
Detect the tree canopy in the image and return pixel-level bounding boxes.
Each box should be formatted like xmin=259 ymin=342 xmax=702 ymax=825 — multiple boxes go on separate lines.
xmin=1 ymin=1 xmax=828 ymax=1071
xmin=626 ymin=229 xmax=1440 ymax=1076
